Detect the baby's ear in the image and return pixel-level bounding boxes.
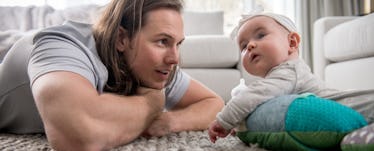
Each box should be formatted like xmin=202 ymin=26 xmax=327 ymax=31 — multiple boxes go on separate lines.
xmin=288 ymin=32 xmax=301 ymax=53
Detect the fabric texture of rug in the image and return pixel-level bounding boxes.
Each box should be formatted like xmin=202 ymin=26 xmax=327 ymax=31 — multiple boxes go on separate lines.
xmin=0 ymin=130 xmax=267 ymax=151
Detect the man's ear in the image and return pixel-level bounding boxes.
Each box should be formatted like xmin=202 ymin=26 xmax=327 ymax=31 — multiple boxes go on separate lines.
xmin=116 ymin=27 xmax=130 ymax=52
xmin=288 ymin=32 xmax=301 ymax=53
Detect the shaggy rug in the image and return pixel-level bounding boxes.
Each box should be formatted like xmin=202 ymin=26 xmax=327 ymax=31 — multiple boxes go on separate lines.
xmin=0 ymin=130 xmax=268 ymax=151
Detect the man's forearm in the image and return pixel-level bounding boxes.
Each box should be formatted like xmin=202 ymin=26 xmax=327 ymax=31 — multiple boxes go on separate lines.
xmin=168 ymin=98 xmax=224 ymax=132
xmin=32 ymin=71 xmax=165 ymax=150
xmin=42 ymin=93 xmax=164 ymax=151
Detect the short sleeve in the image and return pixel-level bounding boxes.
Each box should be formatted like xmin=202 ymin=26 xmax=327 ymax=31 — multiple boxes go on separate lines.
xmin=28 ymin=34 xmax=96 ymax=87
xmin=164 ymin=66 xmax=191 ymax=109
xmin=28 ymin=21 xmax=108 ymax=93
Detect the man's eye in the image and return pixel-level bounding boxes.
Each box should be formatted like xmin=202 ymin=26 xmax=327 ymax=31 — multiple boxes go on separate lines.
xmin=177 ymin=42 xmax=182 ymax=48
xmin=157 ymin=39 xmax=168 ymax=46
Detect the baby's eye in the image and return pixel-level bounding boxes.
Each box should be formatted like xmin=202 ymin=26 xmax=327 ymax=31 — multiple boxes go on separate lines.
xmin=256 ymin=33 xmax=266 ymax=39
xmin=238 ymin=39 xmax=249 ymax=52
xmin=240 ymin=44 xmax=247 ymax=52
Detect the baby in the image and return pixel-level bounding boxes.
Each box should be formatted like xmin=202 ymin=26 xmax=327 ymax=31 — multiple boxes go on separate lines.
xmin=208 ymin=11 xmax=344 ymax=143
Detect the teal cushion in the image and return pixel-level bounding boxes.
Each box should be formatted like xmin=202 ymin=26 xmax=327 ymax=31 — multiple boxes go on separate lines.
xmin=236 ymin=94 xmax=368 ymax=151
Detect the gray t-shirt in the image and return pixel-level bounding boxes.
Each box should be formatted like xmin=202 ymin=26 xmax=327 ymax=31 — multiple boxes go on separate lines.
xmin=29 ymin=21 xmax=190 ymax=108
xmin=0 ymin=21 xmax=190 ymax=133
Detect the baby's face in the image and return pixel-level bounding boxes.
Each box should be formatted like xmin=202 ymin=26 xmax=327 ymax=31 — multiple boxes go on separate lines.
xmin=236 ymin=16 xmax=292 ymax=78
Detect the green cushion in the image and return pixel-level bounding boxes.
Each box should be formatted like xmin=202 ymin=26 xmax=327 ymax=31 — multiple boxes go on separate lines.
xmin=237 ymin=93 xmax=368 ymax=151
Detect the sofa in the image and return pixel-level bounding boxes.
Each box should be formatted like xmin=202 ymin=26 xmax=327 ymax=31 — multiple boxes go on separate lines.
xmin=313 ymin=13 xmax=374 ymax=91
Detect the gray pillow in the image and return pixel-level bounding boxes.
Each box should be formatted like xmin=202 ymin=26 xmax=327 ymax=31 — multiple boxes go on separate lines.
xmin=341 ymin=124 xmax=374 ymax=151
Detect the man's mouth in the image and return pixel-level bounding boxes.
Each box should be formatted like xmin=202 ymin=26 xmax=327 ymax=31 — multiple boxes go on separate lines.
xmin=156 ymin=69 xmax=170 ymax=75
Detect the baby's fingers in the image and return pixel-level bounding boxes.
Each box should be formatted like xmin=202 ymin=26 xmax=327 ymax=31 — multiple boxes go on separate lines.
xmin=230 ymin=129 xmax=236 ymax=136
xmin=208 ymin=129 xmax=218 ymax=143
xmin=209 ymin=134 xmax=217 ymax=143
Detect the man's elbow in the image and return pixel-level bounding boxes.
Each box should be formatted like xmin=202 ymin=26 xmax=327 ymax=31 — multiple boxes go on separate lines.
xmin=46 ymin=132 xmax=102 ymax=151
xmin=46 ymin=122 xmax=139 ymax=151
xmin=45 ymin=125 xmax=112 ymax=151
xmin=49 ymin=139 xmax=103 ymax=151
xmin=214 ymin=95 xmax=225 ymax=109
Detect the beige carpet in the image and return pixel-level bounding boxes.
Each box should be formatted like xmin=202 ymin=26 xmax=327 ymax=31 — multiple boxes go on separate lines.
xmin=0 ymin=130 xmax=268 ymax=151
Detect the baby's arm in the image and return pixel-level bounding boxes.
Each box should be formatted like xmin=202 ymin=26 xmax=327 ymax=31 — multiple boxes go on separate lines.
xmin=216 ymin=66 xmax=298 ymax=130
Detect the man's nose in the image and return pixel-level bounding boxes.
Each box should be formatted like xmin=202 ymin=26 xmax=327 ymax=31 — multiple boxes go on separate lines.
xmin=165 ymin=46 xmax=179 ymax=65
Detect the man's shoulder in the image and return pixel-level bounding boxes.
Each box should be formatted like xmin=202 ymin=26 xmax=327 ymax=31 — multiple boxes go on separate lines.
xmin=33 ymin=21 xmax=93 ymax=45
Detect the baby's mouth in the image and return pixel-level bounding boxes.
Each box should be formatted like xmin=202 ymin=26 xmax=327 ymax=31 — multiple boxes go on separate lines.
xmin=250 ymin=54 xmax=259 ymax=62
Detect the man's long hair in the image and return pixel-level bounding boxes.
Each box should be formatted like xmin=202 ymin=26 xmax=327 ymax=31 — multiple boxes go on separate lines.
xmin=93 ymin=0 xmax=183 ymax=95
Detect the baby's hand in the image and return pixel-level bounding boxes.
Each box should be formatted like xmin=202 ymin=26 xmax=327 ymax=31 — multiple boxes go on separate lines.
xmin=208 ymin=120 xmax=231 ymax=143
xmin=230 ymin=78 xmax=247 ymax=97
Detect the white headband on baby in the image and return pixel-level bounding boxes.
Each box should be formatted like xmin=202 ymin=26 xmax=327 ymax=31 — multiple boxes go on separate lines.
xmin=231 ymin=6 xmax=297 ymax=39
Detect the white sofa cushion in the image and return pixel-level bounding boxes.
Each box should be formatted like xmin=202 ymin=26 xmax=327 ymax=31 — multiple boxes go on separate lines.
xmin=325 ymin=56 xmax=374 ymax=90
xmin=182 ymin=11 xmax=224 ymax=35
xmin=0 ymin=5 xmax=100 ymax=32
xmin=180 ymin=35 xmax=239 ymax=68
xmin=324 ymin=13 xmax=374 ymax=62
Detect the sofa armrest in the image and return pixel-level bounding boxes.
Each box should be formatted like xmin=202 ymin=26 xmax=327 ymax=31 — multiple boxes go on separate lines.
xmin=312 ymin=16 xmax=358 ymax=80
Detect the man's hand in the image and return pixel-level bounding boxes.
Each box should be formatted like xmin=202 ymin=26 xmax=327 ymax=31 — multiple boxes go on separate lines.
xmin=142 ymin=112 xmax=172 ymax=137
xmin=208 ymin=120 xmax=231 ymax=143
xmin=137 ymin=87 xmax=165 ymax=111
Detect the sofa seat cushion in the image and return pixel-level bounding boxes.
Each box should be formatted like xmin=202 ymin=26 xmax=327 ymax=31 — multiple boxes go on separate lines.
xmin=324 ymin=13 xmax=374 ymax=62
xmin=180 ymin=35 xmax=239 ymax=68
xmin=325 ymin=56 xmax=374 ymax=90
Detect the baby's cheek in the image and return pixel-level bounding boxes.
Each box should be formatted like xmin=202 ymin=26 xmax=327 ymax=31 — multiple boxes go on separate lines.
xmin=241 ymin=55 xmax=251 ymax=71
